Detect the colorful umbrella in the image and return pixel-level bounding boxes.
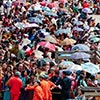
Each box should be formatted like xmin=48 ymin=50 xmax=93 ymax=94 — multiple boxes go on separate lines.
xmin=40 ymin=2 xmax=46 ymax=6
xmin=72 ymin=44 xmax=90 ymax=51
xmin=81 ymin=62 xmax=100 ymax=74
xmin=38 ymin=41 xmax=56 ymax=51
xmin=61 ymin=38 xmax=76 ymax=46
xmin=44 ymin=35 xmax=57 ymax=44
xmin=70 ymin=52 xmax=91 ymax=59
xmin=47 ymin=2 xmax=56 ymax=8
xmin=82 ymin=8 xmax=92 ymax=14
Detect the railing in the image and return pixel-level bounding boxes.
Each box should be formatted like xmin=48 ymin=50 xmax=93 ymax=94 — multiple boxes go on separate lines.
xmin=80 ymin=86 xmax=100 ymax=96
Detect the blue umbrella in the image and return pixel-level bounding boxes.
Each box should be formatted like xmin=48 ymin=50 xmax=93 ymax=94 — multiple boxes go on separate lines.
xmin=72 ymin=44 xmax=90 ymax=51
xmin=70 ymin=52 xmax=91 ymax=59
xmin=28 ymin=17 xmax=42 ymax=24
xmin=44 ymin=11 xmax=58 ymax=17
xmin=72 ymin=27 xmax=84 ymax=32
xmin=60 ymin=61 xmax=74 ymax=66
xmin=55 ymin=29 xmax=69 ymax=36
xmin=81 ymin=62 xmax=100 ymax=74
xmin=42 ymin=7 xmax=51 ymax=12
xmin=90 ymin=37 xmax=100 ymax=43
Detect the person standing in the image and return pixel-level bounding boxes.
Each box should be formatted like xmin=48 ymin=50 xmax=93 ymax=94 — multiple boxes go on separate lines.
xmin=7 ymin=71 xmax=22 ymax=100
xmin=39 ymin=75 xmax=50 ymax=100
xmin=60 ymin=71 xmax=72 ymax=100
xmin=25 ymin=80 xmax=44 ymax=100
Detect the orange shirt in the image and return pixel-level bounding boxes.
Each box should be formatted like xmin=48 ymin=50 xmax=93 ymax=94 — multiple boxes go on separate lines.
xmin=8 ymin=76 xmax=22 ymax=95
xmin=48 ymin=80 xmax=56 ymax=100
xmin=26 ymin=85 xmax=44 ymax=100
xmin=41 ymin=80 xmax=50 ymax=100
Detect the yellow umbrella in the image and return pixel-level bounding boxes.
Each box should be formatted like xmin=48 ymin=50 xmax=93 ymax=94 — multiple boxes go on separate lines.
xmin=61 ymin=38 xmax=76 ymax=46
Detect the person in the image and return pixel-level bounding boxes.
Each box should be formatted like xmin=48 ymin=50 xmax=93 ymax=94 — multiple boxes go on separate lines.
xmin=60 ymin=71 xmax=72 ymax=100
xmin=25 ymin=80 xmax=44 ymax=100
xmin=43 ymin=74 xmax=56 ymax=100
xmin=7 ymin=71 xmax=22 ymax=100
xmin=75 ymin=87 xmax=86 ymax=100
xmin=39 ymin=75 xmax=50 ymax=100
xmin=50 ymin=71 xmax=62 ymax=100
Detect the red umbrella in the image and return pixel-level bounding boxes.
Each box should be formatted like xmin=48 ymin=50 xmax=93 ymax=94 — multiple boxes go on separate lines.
xmin=38 ymin=42 xmax=56 ymax=51
xmin=47 ymin=3 xmax=56 ymax=9
xmin=40 ymin=2 xmax=46 ymax=6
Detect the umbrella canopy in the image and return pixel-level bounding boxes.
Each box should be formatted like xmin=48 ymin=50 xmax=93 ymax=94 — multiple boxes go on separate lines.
xmin=42 ymin=6 xmax=51 ymax=12
xmin=70 ymin=52 xmax=91 ymax=59
xmin=44 ymin=35 xmax=57 ymax=44
xmin=76 ymin=21 xmax=84 ymax=26
xmin=81 ymin=62 xmax=100 ymax=74
xmin=72 ymin=27 xmax=84 ymax=32
xmin=14 ymin=22 xmax=25 ymax=29
xmin=47 ymin=2 xmax=56 ymax=8
xmin=34 ymin=50 xmax=43 ymax=59
xmin=90 ymin=37 xmax=100 ymax=43
xmin=24 ymin=23 xmax=39 ymax=28
xmin=82 ymin=8 xmax=92 ymax=14
xmin=55 ymin=29 xmax=69 ymax=36
xmin=28 ymin=17 xmax=42 ymax=24
xmin=60 ymin=61 xmax=74 ymax=67
xmin=67 ymin=64 xmax=82 ymax=71
xmin=44 ymin=11 xmax=58 ymax=17
xmin=72 ymin=44 xmax=90 ymax=51
xmin=40 ymin=2 xmax=46 ymax=6
xmin=41 ymin=30 xmax=50 ymax=36
xmin=61 ymin=38 xmax=76 ymax=46
xmin=38 ymin=41 xmax=56 ymax=51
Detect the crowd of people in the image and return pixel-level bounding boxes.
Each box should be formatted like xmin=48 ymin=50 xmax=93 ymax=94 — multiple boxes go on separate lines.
xmin=0 ymin=0 xmax=100 ymax=100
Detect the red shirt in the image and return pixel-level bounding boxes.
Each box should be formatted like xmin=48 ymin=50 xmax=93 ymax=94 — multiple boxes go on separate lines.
xmin=8 ymin=76 xmax=22 ymax=95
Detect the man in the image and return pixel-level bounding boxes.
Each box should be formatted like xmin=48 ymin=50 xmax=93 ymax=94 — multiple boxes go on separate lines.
xmin=60 ymin=71 xmax=72 ymax=100
xmin=7 ymin=71 xmax=22 ymax=100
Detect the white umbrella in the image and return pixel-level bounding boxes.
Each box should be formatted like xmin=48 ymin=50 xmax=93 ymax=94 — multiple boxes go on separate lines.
xmin=81 ymin=62 xmax=100 ymax=74
xmin=44 ymin=35 xmax=58 ymax=44
xmin=82 ymin=8 xmax=92 ymax=14
xmin=24 ymin=23 xmax=39 ymax=28
xmin=34 ymin=50 xmax=43 ymax=59
xmin=67 ymin=64 xmax=82 ymax=71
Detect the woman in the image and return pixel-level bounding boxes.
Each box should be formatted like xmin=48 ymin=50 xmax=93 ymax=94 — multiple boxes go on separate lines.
xmin=25 ymin=80 xmax=44 ymax=100
xmin=3 ymin=71 xmax=12 ymax=100
xmin=75 ymin=88 xmax=86 ymax=100
xmin=78 ymin=74 xmax=87 ymax=87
